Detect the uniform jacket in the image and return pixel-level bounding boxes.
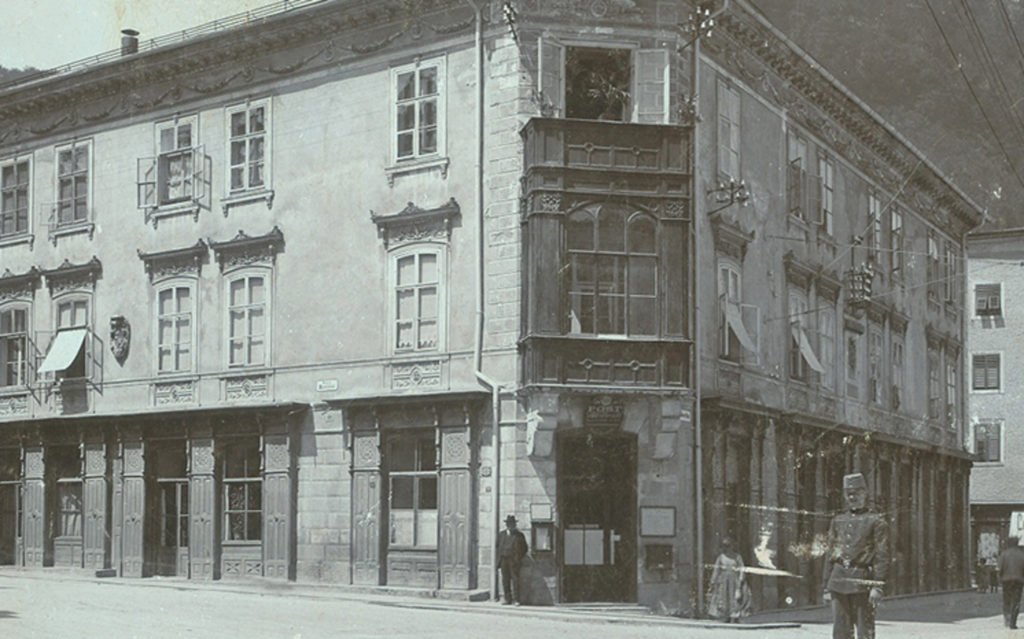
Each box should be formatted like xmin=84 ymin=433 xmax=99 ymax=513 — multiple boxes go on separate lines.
xmin=822 ymin=509 xmax=890 ymax=594
xmin=497 ymin=528 xmax=528 ymax=563
xmin=999 ymin=545 xmax=1024 ymax=583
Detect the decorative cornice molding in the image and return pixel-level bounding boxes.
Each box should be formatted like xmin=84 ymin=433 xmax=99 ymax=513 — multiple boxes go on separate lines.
xmin=371 ymin=197 xmax=460 ymax=248
xmin=0 ymin=266 xmax=41 ymax=301
xmin=890 ymin=310 xmax=909 ymax=335
xmin=708 ymin=3 xmax=983 ymax=235
xmin=783 ymin=251 xmax=817 ymax=289
xmin=138 ymin=239 xmax=208 ymax=281
xmin=42 ymin=257 xmax=102 ymax=295
xmin=816 ymin=269 xmax=842 ymax=302
xmin=209 ymin=226 xmax=284 ymax=271
xmin=709 ymin=210 xmax=753 ymax=261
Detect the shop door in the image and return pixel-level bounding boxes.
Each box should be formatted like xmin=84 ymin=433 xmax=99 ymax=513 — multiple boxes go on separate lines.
xmin=156 ymin=481 xmax=189 ymax=577
xmin=558 ymin=430 xmax=637 ymax=602
xmin=0 ymin=483 xmax=18 ymax=564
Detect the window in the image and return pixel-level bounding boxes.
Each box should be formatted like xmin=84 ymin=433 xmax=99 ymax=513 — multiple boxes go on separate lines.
xmin=0 ymin=307 xmax=28 ymax=388
xmin=789 ymin=289 xmax=823 ymax=383
xmin=52 ymin=448 xmax=81 ymax=538
xmin=0 ymin=158 xmax=29 ymax=239
xmin=846 ymin=331 xmax=860 ymax=397
xmin=972 ymin=353 xmax=1000 ymax=391
xmin=928 ymin=347 xmax=941 ymax=418
xmin=818 ymin=156 xmax=834 ymax=236
xmin=944 ymin=240 xmax=957 ymax=303
xmin=975 ymin=283 xmax=1002 ymax=317
xmin=157 ymin=118 xmax=198 ymax=205
xmin=973 ymin=420 xmax=1002 ymax=463
xmin=55 ymin=140 xmax=91 ymax=227
xmin=388 ymin=432 xmax=437 ymax=548
xmin=227 ymin=101 xmax=268 ymax=193
xmin=227 ymin=273 xmax=268 ymax=368
xmin=394 ymin=251 xmax=440 ymax=352
xmin=867 ymin=193 xmax=881 ymax=265
xmin=718 ymin=261 xmax=758 ymax=364
xmin=567 ymin=205 xmax=657 ymax=336
xmin=156 ymin=284 xmax=194 ymax=373
xmin=717 ymin=80 xmax=741 ymax=180
xmin=223 ymin=440 xmax=261 ymax=542
xmin=868 ymin=327 xmax=883 ymax=405
xmin=54 ymin=298 xmax=89 ymax=380
xmin=890 ymin=208 xmax=904 ymax=278
xmin=891 ymin=336 xmax=904 ymax=410
xmin=927 ymin=230 xmax=940 ymax=302
xmin=536 ymin=37 xmax=669 ymax=123
xmin=392 ymin=58 xmax=444 ymax=162
xmin=786 ymin=135 xmax=811 ymax=220
xmin=818 ymin=302 xmax=835 ymax=390
xmin=946 ymin=356 xmax=958 ymax=428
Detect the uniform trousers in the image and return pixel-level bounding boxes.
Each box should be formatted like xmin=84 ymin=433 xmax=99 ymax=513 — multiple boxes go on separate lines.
xmin=831 ymin=591 xmax=875 ymax=639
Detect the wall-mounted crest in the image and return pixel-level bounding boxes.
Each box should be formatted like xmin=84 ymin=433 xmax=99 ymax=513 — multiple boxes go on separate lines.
xmin=110 ymin=316 xmax=131 ymax=366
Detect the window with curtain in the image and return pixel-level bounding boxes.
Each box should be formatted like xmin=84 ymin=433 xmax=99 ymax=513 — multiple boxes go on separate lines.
xmin=227 ymin=102 xmax=268 ymax=193
xmin=566 ymin=205 xmax=657 ymax=337
xmin=394 ymin=252 xmax=439 ymax=352
xmin=227 ymin=273 xmax=267 ymax=367
xmin=157 ymin=285 xmax=194 ymax=373
xmin=973 ymin=420 xmax=1001 ymax=463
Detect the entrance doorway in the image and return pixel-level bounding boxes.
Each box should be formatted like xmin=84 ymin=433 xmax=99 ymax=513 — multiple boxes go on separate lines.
xmin=558 ymin=430 xmax=637 ymax=602
xmin=0 ymin=448 xmax=19 ymax=565
xmin=146 ymin=442 xmax=189 ymax=577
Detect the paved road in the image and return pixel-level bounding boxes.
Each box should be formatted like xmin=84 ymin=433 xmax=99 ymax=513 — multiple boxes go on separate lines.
xmin=0 ymin=573 xmax=1011 ymax=638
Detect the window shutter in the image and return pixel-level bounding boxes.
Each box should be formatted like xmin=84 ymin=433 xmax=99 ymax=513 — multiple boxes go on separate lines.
xmin=787 ymin=160 xmax=802 ymax=217
xmin=633 ymin=49 xmax=669 ymax=123
xmin=137 ymin=157 xmax=157 ymax=209
xmin=809 ymin=174 xmax=823 ymax=224
xmin=741 ymin=304 xmax=760 ymax=366
xmin=538 ymin=35 xmax=565 ymax=117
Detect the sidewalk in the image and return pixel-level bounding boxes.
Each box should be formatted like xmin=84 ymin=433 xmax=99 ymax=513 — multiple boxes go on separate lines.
xmin=0 ymin=568 xmax=800 ymax=631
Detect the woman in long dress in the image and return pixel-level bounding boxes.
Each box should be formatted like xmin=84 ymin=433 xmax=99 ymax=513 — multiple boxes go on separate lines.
xmin=707 ymin=537 xmax=751 ymax=623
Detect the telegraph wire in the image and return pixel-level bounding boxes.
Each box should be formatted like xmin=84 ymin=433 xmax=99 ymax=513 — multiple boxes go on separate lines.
xmin=997 ymin=0 xmax=1024 ymax=86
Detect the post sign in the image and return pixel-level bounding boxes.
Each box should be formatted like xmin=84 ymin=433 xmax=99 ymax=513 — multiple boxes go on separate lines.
xmin=1010 ymin=511 xmax=1024 ymax=539
xmin=584 ymin=395 xmax=624 ymax=428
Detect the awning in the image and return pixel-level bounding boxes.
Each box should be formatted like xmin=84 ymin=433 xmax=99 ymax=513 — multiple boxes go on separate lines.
xmin=724 ymin=299 xmax=757 ymax=353
xmin=37 ymin=328 xmax=87 ymax=374
xmin=791 ymin=323 xmax=825 ymax=374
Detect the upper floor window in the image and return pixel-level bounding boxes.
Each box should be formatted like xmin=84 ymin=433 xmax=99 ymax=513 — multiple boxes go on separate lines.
xmin=393 ymin=249 xmax=442 ymax=353
xmin=54 ymin=140 xmax=91 ymax=228
xmin=0 ymin=306 xmax=28 ymax=388
xmin=818 ymin=302 xmax=835 ymax=390
xmin=53 ymin=297 xmax=90 ymax=380
xmin=788 ymin=289 xmax=823 ymax=382
xmin=818 ymin=156 xmax=834 ymax=236
xmin=972 ymin=353 xmax=1000 ymax=392
xmin=0 ymin=157 xmax=30 ymax=239
xmin=975 ymin=283 xmax=1002 ymax=317
xmin=227 ymin=272 xmax=269 ymax=368
xmin=868 ymin=327 xmax=883 ymax=405
xmin=944 ymin=240 xmax=957 ymax=303
xmin=946 ymin=355 xmax=958 ymax=429
xmin=138 ymin=116 xmax=207 ymax=213
xmin=566 ymin=204 xmax=657 ymax=337
xmin=973 ymin=420 xmax=1002 ymax=463
xmin=891 ymin=335 xmax=905 ymax=410
xmin=867 ymin=193 xmax=881 ymax=265
xmin=156 ymin=283 xmax=195 ymax=374
xmin=227 ymin=101 xmax=269 ymax=194
xmin=392 ymin=58 xmax=444 ymax=163
xmin=536 ymin=37 xmax=670 ymax=124
xmin=846 ymin=331 xmax=860 ymax=398
xmin=928 ymin=347 xmax=941 ymax=418
xmin=927 ymin=230 xmax=940 ymax=302
xmin=718 ymin=261 xmax=757 ymax=363
xmin=890 ymin=208 xmax=904 ymax=278
xmin=717 ymin=80 xmax=741 ymax=180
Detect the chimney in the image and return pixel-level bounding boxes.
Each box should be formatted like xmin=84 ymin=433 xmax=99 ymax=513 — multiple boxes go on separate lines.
xmin=120 ymin=29 xmax=139 ymax=56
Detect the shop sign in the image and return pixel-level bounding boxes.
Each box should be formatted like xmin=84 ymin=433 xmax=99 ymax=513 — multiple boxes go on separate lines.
xmin=584 ymin=395 xmax=624 ymax=428
xmin=1010 ymin=511 xmax=1024 ymax=539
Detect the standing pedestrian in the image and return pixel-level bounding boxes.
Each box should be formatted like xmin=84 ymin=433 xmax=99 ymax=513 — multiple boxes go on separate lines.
xmin=707 ymin=537 xmax=750 ymax=623
xmin=988 ymin=554 xmax=1001 ymax=593
xmin=976 ymin=556 xmax=989 ymax=593
xmin=822 ymin=472 xmax=889 ymax=639
xmin=998 ymin=537 xmax=1024 ymax=629
xmin=496 ymin=514 xmax=528 ymax=606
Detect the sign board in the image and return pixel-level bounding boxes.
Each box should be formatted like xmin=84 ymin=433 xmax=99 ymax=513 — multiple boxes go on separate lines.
xmin=1010 ymin=511 xmax=1024 ymax=540
xmin=640 ymin=506 xmax=676 ymax=537
xmin=316 ymin=379 xmax=339 ymax=392
xmin=584 ymin=395 xmax=624 ymax=428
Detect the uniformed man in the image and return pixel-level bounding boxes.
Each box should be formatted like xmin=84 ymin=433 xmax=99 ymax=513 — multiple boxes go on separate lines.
xmin=822 ymin=472 xmax=889 ymax=639
xmin=497 ymin=514 xmax=529 ymax=605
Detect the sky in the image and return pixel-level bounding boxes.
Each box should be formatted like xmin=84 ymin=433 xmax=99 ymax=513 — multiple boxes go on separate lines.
xmin=0 ymin=0 xmax=273 ymax=69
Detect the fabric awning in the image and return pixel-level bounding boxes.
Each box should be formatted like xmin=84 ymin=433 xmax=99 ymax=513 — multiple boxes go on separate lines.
xmin=37 ymin=328 xmax=87 ymax=374
xmin=724 ymin=299 xmax=757 ymax=353
xmin=791 ymin=323 xmax=825 ymax=374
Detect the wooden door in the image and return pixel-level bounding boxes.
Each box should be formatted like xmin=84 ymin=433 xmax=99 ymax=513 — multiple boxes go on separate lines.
xmin=82 ymin=443 xmax=107 ymax=571
xmin=438 ymin=427 xmax=471 ymax=589
xmin=189 ymin=438 xmax=215 ymax=580
xmin=22 ymin=447 xmax=44 ymax=567
xmin=0 ymin=483 xmax=17 ymax=564
xmin=121 ymin=440 xmax=145 ymax=578
xmin=262 ymin=434 xmax=291 ymax=580
xmin=351 ymin=431 xmax=382 ymax=585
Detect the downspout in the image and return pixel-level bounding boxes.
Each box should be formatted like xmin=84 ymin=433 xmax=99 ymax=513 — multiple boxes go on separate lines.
xmin=691 ymin=0 xmax=730 ymax=618
xmin=462 ymin=0 xmax=501 ymax=600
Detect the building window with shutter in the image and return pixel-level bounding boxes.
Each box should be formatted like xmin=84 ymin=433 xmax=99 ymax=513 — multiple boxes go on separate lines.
xmin=972 ymin=353 xmax=1001 ymax=392
xmin=891 ymin=336 xmax=904 ymax=410
xmin=818 ymin=156 xmax=834 ymax=236
xmin=975 ymin=283 xmax=1002 ymax=317
xmin=717 ymin=80 xmax=741 ymax=181
xmin=890 ymin=208 xmax=904 ymax=279
xmin=973 ymin=420 xmax=1002 ymax=463
xmin=787 ymin=135 xmax=808 ymax=220
xmin=818 ymin=302 xmax=835 ymax=390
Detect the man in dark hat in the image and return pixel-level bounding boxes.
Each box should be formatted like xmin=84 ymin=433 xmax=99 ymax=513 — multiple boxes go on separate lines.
xmin=497 ymin=514 xmax=529 ymax=605
xmin=822 ymin=472 xmax=889 ymax=638
xmin=998 ymin=536 xmax=1024 ymax=628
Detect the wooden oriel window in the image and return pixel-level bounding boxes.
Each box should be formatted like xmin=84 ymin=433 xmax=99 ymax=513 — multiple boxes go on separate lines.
xmin=566 ymin=204 xmax=657 ymax=337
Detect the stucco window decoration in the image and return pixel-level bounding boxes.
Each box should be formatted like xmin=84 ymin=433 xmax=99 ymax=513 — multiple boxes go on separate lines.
xmin=137 ymin=240 xmax=208 ymax=282
xmin=209 ymin=227 xmax=284 ymax=272
xmin=371 ymin=198 xmax=459 ymax=249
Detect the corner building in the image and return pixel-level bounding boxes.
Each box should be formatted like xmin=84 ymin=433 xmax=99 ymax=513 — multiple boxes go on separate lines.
xmin=0 ymin=0 xmax=979 ymax=615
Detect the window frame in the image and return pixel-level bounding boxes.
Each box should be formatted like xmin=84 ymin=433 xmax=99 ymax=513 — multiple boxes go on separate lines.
xmin=52 ymin=138 xmax=93 ymax=229
xmin=154 ymin=278 xmax=198 ymax=375
xmin=974 ymin=283 xmax=1003 ymax=318
xmin=891 ymin=334 xmax=905 ymax=410
xmin=788 ymin=288 xmax=810 ymax=383
xmin=52 ymin=293 xmax=91 ymax=382
xmin=224 ymin=99 xmax=271 ymax=196
xmin=845 ymin=330 xmax=861 ymax=398
xmin=867 ymin=192 xmax=881 ymax=266
xmin=818 ymin=155 xmax=834 ymax=236
xmin=387 ymin=431 xmax=438 ymax=550
xmin=973 ymin=419 xmax=1003 ymax=464
xmin=868 ymin=326 xmax=884 ymax=405
xmin=971 ymin=352 xmax=1002 ymax=393
xmin=0 ymin=155 xmax=32 ymax=241
xmin=390 ymin=244 xmax=446 ymax=355
xmin=718 ymin=260 xmax=742 ymax=362
xmin=716 ymin=79 xmax=742 ymax=182
xmin=154 ymin=115 xmax=200 ymax=207
xmin=817 ymin=300 xmax=835 ymax=391
xmin=946 ymin=354 xmax=958 ymax=429
xmin=221 ymin=439 xmax=262 ymax=543
xmin=890 ymin=208 xmax=904 ymax=279
xmin=0 ymin=304 xmax=30 ymax=389
xmin=224 ymin=268 xmax=271 ymax=370
xmin=390 ymin=56 xmax=447 ymax=166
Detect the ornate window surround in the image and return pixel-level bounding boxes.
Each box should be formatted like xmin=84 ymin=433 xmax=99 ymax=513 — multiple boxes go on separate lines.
xmin=388 ymin=243 xmax=447 ymax=356
xmin=371 ymin=198 xmax=459 ymax=250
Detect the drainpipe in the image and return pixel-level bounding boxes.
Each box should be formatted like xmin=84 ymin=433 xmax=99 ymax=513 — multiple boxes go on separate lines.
xmin=462 ymin=0 xmax=501 ymax=601
xmin=690 ymin=0 xmax=730 ymax=618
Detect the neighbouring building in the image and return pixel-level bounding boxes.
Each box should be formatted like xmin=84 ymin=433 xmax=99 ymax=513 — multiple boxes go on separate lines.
xmin=0 ymin=0 xmax=980 ymax=616
xmin=966 ymin=228 xmax=1024 ymax=568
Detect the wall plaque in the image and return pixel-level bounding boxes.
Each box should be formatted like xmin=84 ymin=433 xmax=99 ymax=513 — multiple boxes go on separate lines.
xmin=640 ymin=506 xmax=676 ymax=537
xmin=584 ymin=395 xmax=624 ymax=428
